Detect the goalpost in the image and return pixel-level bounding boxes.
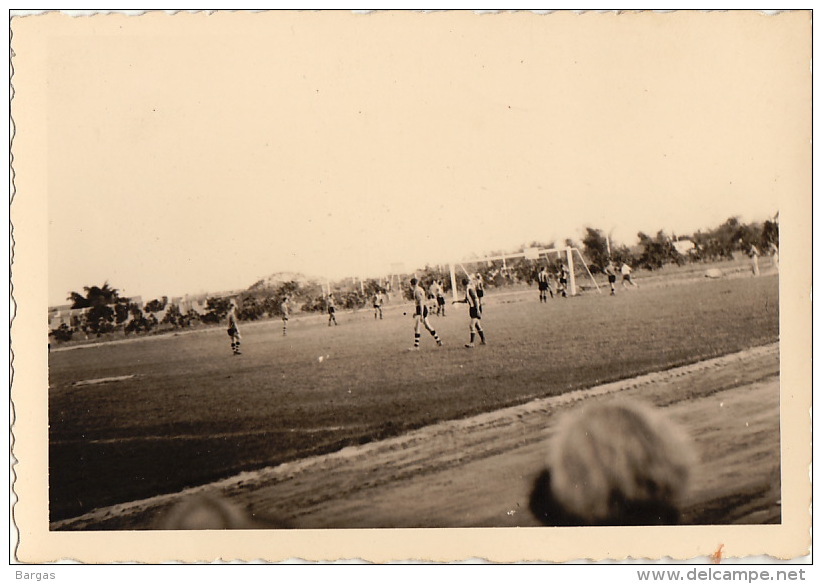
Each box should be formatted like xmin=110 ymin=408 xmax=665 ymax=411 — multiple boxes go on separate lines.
xmin=449 ymin=246 xmax=600 ymax=300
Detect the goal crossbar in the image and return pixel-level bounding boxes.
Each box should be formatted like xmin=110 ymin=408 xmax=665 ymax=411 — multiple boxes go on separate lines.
xmin=449 ymin=246 xmax=600 ymax=299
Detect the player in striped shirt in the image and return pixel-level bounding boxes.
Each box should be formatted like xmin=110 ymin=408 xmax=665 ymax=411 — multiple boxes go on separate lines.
xmin=558 ymin=263 xmax=569 ymax=298
xmin=226 ymin=299 xmax=242 ymax=355
xmin=408 ymin=278 xmax=442 ymax=350
xmin=537 ymin=266 xmax=552 ymax=302
xmin=453 ymin=277 xmax=486 ymax=348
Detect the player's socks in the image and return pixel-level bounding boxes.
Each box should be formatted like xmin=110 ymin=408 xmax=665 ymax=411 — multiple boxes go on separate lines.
xmin=414 ymin=333 xmax=421 ymax=348
xmin=431 ymin=330 xmax=442 ymax=346
xmin=478 ymin=330 xmax=486 ymax=344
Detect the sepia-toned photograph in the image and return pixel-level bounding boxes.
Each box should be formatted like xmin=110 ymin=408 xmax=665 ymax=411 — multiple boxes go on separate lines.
xmin=10 ymin=9 xmax=811 ymax=564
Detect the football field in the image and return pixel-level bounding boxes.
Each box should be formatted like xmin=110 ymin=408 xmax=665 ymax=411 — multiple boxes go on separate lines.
xmin=48 ymin=273 xmax=779 ymax=524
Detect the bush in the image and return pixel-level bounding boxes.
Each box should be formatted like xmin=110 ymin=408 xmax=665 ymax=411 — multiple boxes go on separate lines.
xmin=202 ymin=297 xmax=232 ymax=323
xmin=49 ymin=323 xmax=74 ymax=343
xmin=301 ymin=295 xmax=327 ymax=313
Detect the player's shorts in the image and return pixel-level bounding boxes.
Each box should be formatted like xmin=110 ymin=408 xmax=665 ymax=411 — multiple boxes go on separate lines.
xmin=559 ymin=278 xmax=567 ymax=285
xmin=328 ymin=307 xmax=335 ymax=314
xmin=415 ymin=305 xmax=429 ymax=318
xmin=282 ymin=315 xmax=289 ymax=321
xmin=477 ymin=290 xmax=484 ymax=298
xmin=622 ymin=274 xmax=631 ymax=280
xmin=227 ymin=326 xmax=239 ymax=337
xmin=373 ymin=303 xmax=380 ymax=309
xmin=469 ymin=307 xmax=481 ymax=319
xmin=608 ymin=275 xmax=616 ymax=283
xmin=538 ymin=281 xmax=548 ymax=291
xmin=437 ymin=296 xmax=445 ymax=306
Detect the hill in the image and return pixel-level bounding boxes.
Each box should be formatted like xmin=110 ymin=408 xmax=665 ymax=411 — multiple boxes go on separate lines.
xmin=247 ymin=271 xmax=318 ymax=291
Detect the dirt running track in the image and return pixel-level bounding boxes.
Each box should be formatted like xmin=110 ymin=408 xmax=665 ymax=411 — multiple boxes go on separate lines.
xmin=52 ymin=343 xmax=780 ymax=530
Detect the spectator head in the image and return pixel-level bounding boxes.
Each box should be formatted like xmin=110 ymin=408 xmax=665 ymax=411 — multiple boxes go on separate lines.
xmin=530 ymin=400 xmax=696 ymax=526
xmin=158 ymin=493 xmax=270 ymax=530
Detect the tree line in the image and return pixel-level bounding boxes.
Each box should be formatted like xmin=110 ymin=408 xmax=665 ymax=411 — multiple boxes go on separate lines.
xmin=50 ymin=215 xmax=777 ymax=344
xmin=580 ymin=215 xmax=778 ymax=273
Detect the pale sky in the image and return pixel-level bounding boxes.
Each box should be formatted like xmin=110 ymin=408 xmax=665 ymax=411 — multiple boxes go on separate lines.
xmin=26 ymin=11 xmax=807 ymax=305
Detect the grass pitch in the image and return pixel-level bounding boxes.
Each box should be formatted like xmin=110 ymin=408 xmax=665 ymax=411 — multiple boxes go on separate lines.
xmin=49 ymin=274 xmax=778 ymax=522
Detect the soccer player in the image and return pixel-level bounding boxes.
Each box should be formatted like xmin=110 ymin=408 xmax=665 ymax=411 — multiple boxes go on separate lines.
xmin=557 ymin=263 xmax=569 ymax=298
xmin=436 ymin=279 xmax=447 ymax=316
xmin=326 ymin=294 xmax=338 ymax=326
xmin=280 ymin=295 xmax=291 ymax=336
xmin=769 ymin=242 xmax=779 ymax=273
xmin=604 ymin=260 xmax=617 ymax=296
xmin=372 ymin=290 xmax=384 ymax=320
xmin=620 ymin=262 xmax=638 ymax=288
xmin=428 ymin=279 xmax=444 ymax=316
xmin=426 ymin=280 xmax=438 ymax=316
xmin=749 ymin=244 xmax=760 ymax=276
xmin=537 ymin=266 xmax=552 ymax=302
xmin=227 ymin=299 xmax=242 ymax=355
xmin=408 ymin=277 xmax=442 ymax=350
xmin=474 ymin=273 xmax=485 ymax=312
xmin=453 ymin=277 xmax=486 ymax=348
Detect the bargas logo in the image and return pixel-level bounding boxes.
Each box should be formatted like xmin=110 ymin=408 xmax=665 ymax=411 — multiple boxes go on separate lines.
xmin=15 ymin=573 xmax=56 ymax=581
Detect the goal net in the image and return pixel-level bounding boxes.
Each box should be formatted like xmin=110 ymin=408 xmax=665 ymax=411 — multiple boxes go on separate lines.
xmin=447 ymin=247 xmax=601 ymax=300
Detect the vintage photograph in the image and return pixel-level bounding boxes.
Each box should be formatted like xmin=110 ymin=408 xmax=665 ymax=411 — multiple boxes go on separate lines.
xmin=10 ymin=10 xmax=811 ymax=563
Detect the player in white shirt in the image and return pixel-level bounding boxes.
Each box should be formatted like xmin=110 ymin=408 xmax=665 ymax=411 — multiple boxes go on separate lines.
xmin=749 ymin=244 xmax=760 ymax=276
xmin=409 ymin=278 xmax=442 ymax=350
xmin=620 ymin=262 xmax=638 ymax=288
xmin=429 ymin=280 xmax=445 ymax=316
xmin=226 ymin=300 xmax=242 ymax=355
xmin=435 ymin=279 xmax=447 ymax=316
xmin=372 ymin=290 xmax=384 ymax=320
